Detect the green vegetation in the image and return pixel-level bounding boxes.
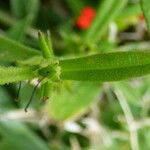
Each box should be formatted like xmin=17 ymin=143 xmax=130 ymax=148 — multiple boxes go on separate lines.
xmin=0 ymin=0 xmax=150 ymax=149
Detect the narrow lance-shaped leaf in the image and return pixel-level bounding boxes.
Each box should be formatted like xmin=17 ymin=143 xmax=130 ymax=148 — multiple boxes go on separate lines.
xmin=10 ymin=0 xmax=39 ymax=21
xmin=10 ymin=0 xmax=25 ymax=19
xmin=8 ymin=0 xmax=39 ymax=40
xmin=140 ymin=0 xmax=150 ymax=33
xmin=84 ymin=0 xmax=127 ymax=43
xmin=0 ymin=66 xmax=37 ymax=85
xmin=0 ymin=35 xmax=41 ymax=62
xmin=7 ymin=15 xmax=33 ymax=40
xmin=60 ymin=51 xmax=150 ymax=81
xmin=0 ymin=121 xmax=51 ymax=150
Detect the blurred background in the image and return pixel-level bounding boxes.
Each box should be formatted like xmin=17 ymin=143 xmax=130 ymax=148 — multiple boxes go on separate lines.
xmin=0 ymin=0 xmax=150 ymax=149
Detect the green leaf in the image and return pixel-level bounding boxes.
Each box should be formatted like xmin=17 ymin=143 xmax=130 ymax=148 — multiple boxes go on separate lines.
xmin=0 ymin=87 xmax=15 ymax=112
xmin=0 ymin=121 xmax=50 ymax=150
xmin=0 ymin=10 xmax=16 ymax=26
xmin=10 ymin=0 xmax=26 ymax=19
xmin=0 ymin=66 xmax=37 ymax=85
xmin=7 ymin=16 xmax=33 ymax=40
xmin=117 ymin=3 xmax=142 ymax=20
xmin=10 ymin=0 xmax=39 ymax=20
xmin=140 ymin=0 xmax=150 ymax=33
xmin=9 ymin=0 xmax=39 ymax=40
xmin=0 ymin=35 xmax=41 ymax=63
xmin=84 ymin=0 xmax=127 ymax=43
xmin=116 ymin=4 xmax=142 ymax=31
xmin=47 ymin=81 xmax=100 ymax=120
xmin=60 ymin=51 xmax=150 ymax=81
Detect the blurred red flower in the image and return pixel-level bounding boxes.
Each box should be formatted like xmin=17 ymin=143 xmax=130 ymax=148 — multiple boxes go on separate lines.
xmin=76 ymin=6 xmax=95 ymax=29
xmin=138 ymin=15 xmax=145 ymax=22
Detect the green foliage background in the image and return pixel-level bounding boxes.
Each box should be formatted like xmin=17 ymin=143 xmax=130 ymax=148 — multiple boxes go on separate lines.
xmin=0 ymin=0 xmax=150 ymax=150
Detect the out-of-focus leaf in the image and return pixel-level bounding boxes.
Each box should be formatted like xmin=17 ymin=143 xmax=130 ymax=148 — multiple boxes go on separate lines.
xmin=9 ymin=0 xmax=39 ymax=40
xmin=0 ymin=87 xmax=15 ymax=112
xmin=139 ymin=128 xmax=150 ymax=150
xmin=84 ymin=0 xmax=127 ymax=43
xmin=0 ymin=10 xmax=16 ymax=26
xmin=7 ymin=16 xmax=33 ymax=40
xmin=140 ymin=0 xmax=150 ymax=33
xmin=114 ymin=82 xmax=141 ymax=104
xmin=116 ymin=4 xmax=142 ymax=31
xmin=0 ymin=35 xmax=41 ymax=63
xmin=65 ymin=0 xmax=84 ymax=17
xmin=60 ymin=51 xmax=150 ymax=81
xmin=100 ymin=100 xmax=123 ymax=129
xmin=47 ymin=82 xmax=100 ymax=120
xmin=117 ymin=3 xmax=142 ymax=20
xmin=10 ymin=0 xmax=39 ymax=20
xmin=113 ymin=82 xmax=142 ymax=117
xmin=10 ymin=0 xmax=26 ymax=19
xmin=0 ymin=121 xmax=51 ymax=150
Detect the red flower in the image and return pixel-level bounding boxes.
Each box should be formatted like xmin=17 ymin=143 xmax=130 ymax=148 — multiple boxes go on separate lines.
xmin=76 ymin=6 xmax=95 ymax=30
xmin=138 ymin=15 xmax=145 ymax=22
xmin=82 ymin=7 xmax=95 ymax=19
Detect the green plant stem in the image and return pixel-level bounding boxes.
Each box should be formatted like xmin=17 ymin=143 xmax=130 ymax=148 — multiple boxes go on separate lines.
xmin=114 ymin=86 xmax=139 ymax=150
